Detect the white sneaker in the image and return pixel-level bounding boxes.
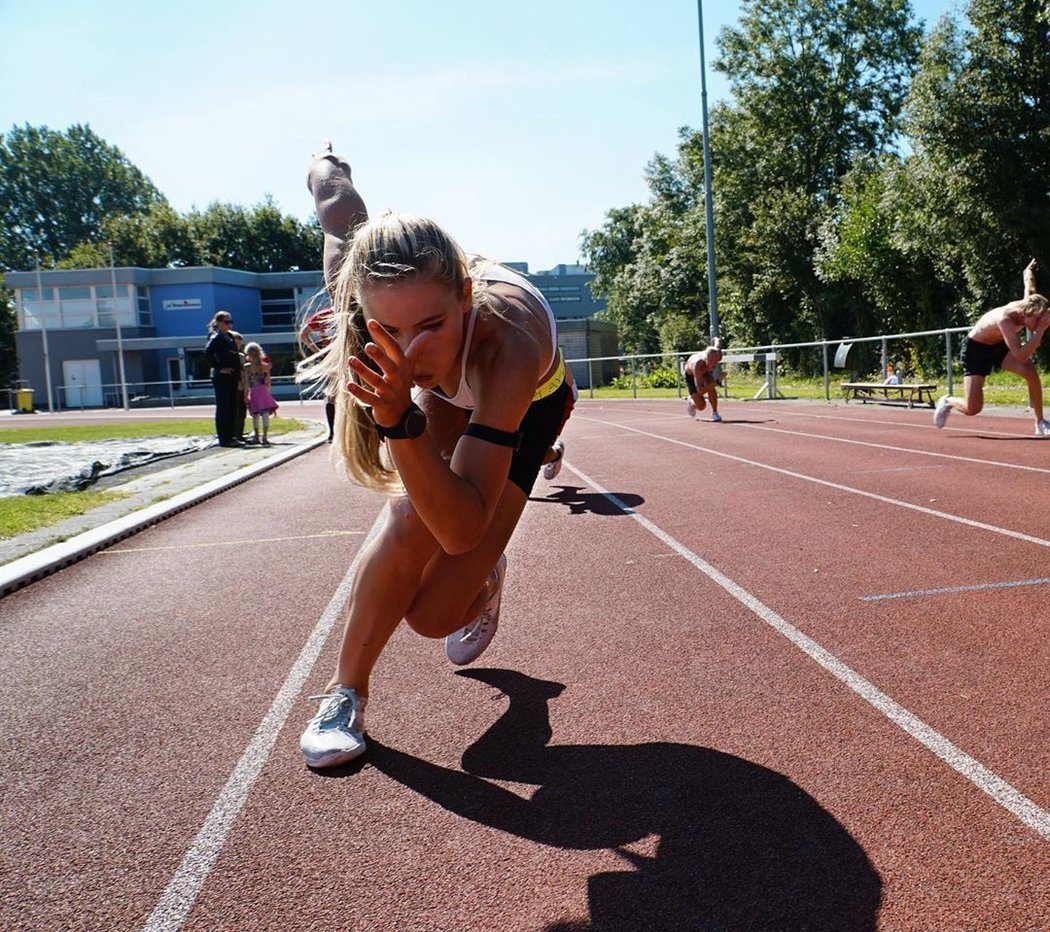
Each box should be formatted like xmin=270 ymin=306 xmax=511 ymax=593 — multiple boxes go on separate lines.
xmin=300 ymin=686 xmax=367 ymax=768
xmin=542 ymin=440 xmax=565 ymax=481
xmin=685 ymin=397 xmax=696 ymax=418
xmin=446 ymin=554 xmax=506 ymax=665
xmin=711 ymin=412 xmax=723 ymax=423
xmin=1036 ymin=419 xmax=1050 ymax=437
xmin=933 ymin=396 xmax=952 ymax=429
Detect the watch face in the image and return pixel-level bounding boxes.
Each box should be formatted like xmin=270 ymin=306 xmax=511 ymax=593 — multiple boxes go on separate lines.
xmin=404 ymin=406 xmax=427 ymax=438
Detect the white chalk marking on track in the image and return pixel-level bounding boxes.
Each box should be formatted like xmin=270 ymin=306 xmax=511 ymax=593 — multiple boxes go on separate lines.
xmin=142 ymin=507 xmax=387 ymax=932
xmin=584 ymin=416 xmax=1050 ymax=549
xmin=105 ymin=530 xmax=365 ymax=553
xmin=861 ymin=577 xmax=1050 ymax=602
xmin=565 ymin=460 xmax=1050 ymax=843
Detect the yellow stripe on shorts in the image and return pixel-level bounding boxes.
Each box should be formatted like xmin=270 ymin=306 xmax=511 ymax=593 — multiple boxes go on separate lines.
xmin=533 ymin=350 xmax=566 ymax=402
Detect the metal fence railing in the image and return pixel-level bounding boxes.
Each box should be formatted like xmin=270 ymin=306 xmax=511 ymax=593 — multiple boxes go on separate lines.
xmin=6 ymin=375 xmax=324 ymax=414
xmin=8 ymin=325 xmax=986 ymax=412
xmin=565 ymin=326 xmax=974 ymax=401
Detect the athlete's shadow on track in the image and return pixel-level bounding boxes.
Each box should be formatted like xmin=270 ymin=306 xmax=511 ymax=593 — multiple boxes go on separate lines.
xmin=531 ymin=486 xmax=644 ymax=515
xmin=695 ymin=417 xmax=772 ymax=424
xmin=368 ymin=669 xmax=881 ymax=931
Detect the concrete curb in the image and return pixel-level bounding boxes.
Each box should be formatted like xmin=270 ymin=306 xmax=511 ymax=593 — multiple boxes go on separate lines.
xmin=1 ymin=436 xmax=327 ymax=599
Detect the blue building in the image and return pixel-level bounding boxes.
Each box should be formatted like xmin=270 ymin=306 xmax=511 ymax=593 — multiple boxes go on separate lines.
xmin=7 ymin=261 xmax=613 ymax=409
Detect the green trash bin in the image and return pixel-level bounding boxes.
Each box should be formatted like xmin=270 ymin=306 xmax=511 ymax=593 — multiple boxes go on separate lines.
xmin=15 ymin=388 xmax=34 ymax=412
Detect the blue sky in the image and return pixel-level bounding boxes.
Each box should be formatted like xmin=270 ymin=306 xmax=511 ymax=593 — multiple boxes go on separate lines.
xmin=1 ymin=0 xmax=954 ymax=271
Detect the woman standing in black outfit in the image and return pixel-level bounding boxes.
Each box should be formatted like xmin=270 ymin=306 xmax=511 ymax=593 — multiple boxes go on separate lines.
xmin=204 ymin=310 xmax=243 ymax=446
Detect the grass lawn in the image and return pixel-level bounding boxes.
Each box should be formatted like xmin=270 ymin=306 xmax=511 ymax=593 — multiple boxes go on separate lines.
xmin=0 ymin=489 xmax=130 ymax=540
xmin=0 ymin=417 xmax=311 ymax=445
xmin=0 ymin=417 xmax=313 ymax=542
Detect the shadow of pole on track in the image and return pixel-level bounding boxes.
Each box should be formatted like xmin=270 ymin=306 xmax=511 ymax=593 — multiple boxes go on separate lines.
xmin=366 ymin=669 xmax=881 ymax=931
xmin=529 ymin=486 xmax=645 ymax=516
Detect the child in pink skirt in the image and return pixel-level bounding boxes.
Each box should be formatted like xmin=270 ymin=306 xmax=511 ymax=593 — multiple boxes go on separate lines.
xmin=243 ymin=342 xmax=279 ymax=446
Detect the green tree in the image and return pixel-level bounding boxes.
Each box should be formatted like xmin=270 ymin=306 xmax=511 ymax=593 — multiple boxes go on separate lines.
xmin=581 ymin=140 xmax=717 ymax=356
xmin=713 ymin=0 xmax=922 ymax=353
xmin=59 ymin=198 xmax=322 ymax=273
xmin=59 ymin=203 xmax=198 ymax=269
xmin=900 ymin=0 xmax=1050 ymax=316
xmin=582 ymin=0 xmax=922 ymax=359
xmin=185 ymin=198 xmax=321 ymax=272
xmin=580 ymin=204 xmax=661 ymax=354
xmin=0 ymin=124 xmax=165 ymax=272
xmin=816 ymin=154 xmax=958 ymax=372
xmin=0 ymin=280 xmax=17 ymax=389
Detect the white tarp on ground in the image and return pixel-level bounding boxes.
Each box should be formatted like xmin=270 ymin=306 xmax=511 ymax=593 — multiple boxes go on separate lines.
xmin=0 ymin=437 xmax=215 ymax=497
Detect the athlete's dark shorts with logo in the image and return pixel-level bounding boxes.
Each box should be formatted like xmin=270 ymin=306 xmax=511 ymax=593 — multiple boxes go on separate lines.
xmin=961 ymin=338 xmax=1009 ymax=377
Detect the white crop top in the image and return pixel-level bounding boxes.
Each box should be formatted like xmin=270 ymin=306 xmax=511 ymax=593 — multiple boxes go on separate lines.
xmin=429 ymin=263 xmax=559 ymax=410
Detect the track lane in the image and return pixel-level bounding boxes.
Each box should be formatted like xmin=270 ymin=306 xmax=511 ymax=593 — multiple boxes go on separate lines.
xmin=563 ymin=405 xmax=1050 ymax=814
xmin=0 ymin=449 xmax=385 ymax=931
xmin=186 ymin=417 xmax=1050 ymax=930
xmin=4 ymin=398 xmax=1050 ymax=930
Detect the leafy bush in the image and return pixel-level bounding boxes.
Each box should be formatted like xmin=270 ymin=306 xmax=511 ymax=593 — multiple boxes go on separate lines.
xmin=646 ymin=367 xmax=680 ymax=388
xmin=606 ymin=366 xmax=681 ymax=390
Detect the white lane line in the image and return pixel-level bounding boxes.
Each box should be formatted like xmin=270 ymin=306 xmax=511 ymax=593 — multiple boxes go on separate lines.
xmin=565 ymin=460 xmax=1050 ymax=843
xmin=861 ymin=577 xmax=1050 ymax=602
xmin=612 ymin=407 xmax=1049 ymax=474
xmin=142 ymin=508 xmax=387 ymax=932
xmin=612 ymin=398 xmax=1034 ymax=440
xmin=743 ymin=424 xmax=1050 ymax=475
xmin=752 ymin=406 xmax=1033 ymax=439
xmin=581 ymin=416 xmax=1050 ymax=549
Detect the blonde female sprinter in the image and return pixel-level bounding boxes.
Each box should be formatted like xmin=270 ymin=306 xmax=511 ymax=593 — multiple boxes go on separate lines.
xmin=298 ymin=153 xmax=574 ymax=768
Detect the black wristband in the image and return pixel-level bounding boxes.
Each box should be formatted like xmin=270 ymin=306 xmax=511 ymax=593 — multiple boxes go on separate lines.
xmin=374 ymin=402 xmax=427 ymax=441
xmin=464 ymin=423 xmax=522 ymax=450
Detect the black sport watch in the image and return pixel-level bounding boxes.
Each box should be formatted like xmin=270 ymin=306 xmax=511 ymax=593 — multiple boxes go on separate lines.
xmin=374 ymin=402 xmax=427 ymax=441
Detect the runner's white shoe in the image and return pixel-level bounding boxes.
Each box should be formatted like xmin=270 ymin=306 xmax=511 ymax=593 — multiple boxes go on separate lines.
xmin=446 ymin=554 xmax=506 ymax=666
xmin=1036 ymin=419 xmax=1050 ymax=437
xmin=711 ymin=412 xmax=723 ymax=422
xmin=300 ymin=686 xmax=367 ymax=768
xmin=542 ymin=440 xmax=565 ymax=481
xmin=933 ymin=395 xmax=952 ymax=428
xmin=685 ymin=398 xmax=696 ymax=418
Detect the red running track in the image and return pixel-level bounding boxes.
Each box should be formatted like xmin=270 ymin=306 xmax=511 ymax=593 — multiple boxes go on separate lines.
xmin=2 ymin=398 xmax=1049 ymax=930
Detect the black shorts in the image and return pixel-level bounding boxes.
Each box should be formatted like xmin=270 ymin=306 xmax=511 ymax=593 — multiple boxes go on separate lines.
xmin=961 ymin=338 xmax=1009 ymax=377
xmin=686 ymin=370 xmax=715 ymax=395
xmin=508 ymin=380 xmax=572 ymax=496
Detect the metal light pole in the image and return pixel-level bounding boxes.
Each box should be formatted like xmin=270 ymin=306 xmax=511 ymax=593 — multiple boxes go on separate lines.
xmin=697 ymin=0 xmax=720 ymax=344
xmin=109 ymin=242 xmax=130 ymax=410
xmin=32 ymin=251 xmax=55 ymax=413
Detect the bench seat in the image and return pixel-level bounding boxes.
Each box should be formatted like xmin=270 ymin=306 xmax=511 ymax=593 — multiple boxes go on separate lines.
xmin=841 ymin=382 xmax=937 ymax=408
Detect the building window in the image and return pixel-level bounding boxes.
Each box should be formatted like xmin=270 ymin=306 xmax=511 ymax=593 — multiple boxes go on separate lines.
xmin=538 ymin=285 xmax=582 ymax=303
xmin=19 ymin=288 xmax=59 ymax=330
xmin=96 ymin=285 xmax=136 ymax=329
xmin=260 ymin=289 xmax=296 ymax=330
xmin=60 ymin=286 xmax=95 ymax=328
xmin=21 ymin=284 xmax=143 ymax=330
xmin=137 ymin=286 xmax=152 ymax=326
